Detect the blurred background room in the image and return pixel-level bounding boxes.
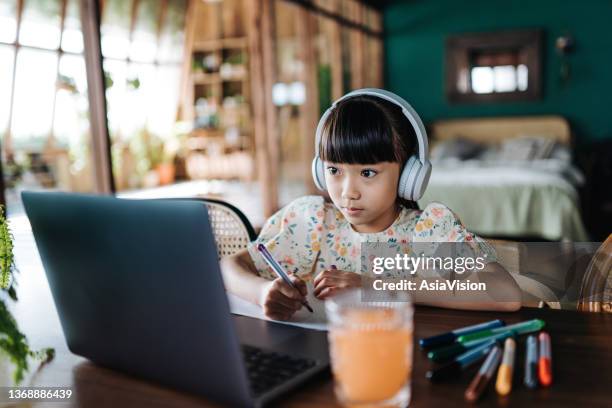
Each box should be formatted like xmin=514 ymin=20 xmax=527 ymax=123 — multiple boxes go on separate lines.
xmin=0 ymin=0 xmax=610 ymax=243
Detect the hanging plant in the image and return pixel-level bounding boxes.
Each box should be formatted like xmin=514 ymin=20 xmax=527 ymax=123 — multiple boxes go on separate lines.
xmin=56 ymin=75 xmax=78 ymax=94
xmin=126 ymin=77 xmax=141 ymax=91
xmin=0 ymin=206 xmax=54 ymax=384
xmin=104 ymin=71 xmax=114 ymax=89
xmin=0 ymin=213 xmax=14 ymax=290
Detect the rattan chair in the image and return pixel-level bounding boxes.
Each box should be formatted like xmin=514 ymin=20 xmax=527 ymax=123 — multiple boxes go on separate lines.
xmin=156 ymin=197 xmax=256 ymax=259
xmin=578 ymin=234 xmax=612 ymax=313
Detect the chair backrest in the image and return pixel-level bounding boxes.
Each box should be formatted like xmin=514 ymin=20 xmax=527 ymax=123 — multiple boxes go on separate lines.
xmin=202 ymin=198 xmax=257 ymax=258
xmin=155 ymin=197 xmax=256 ymax=259
xmin=488 ymin=239 xmax=560 ymax=309
xmin=578 ymin=234 xmax=612 ymax=313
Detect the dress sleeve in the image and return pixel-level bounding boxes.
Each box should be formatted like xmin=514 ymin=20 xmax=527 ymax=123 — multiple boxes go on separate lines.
xmin=413 ymin=202 xmax=497 ymax=263
xmin=246 ymin=196 xmax=325 ymax=281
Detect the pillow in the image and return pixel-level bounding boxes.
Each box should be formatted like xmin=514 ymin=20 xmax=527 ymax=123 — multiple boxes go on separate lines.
xmin=524 ymin=136 xmax=557 ymax=159
xmin=497 ymin=136 xmax=557 ymax=161
xmin=496 ymin=138 xmax=536 ymax=161
xmin=430 ymin=137 xmax=485 ymax=160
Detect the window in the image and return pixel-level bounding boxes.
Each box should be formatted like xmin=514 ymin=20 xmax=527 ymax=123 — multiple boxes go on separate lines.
xmin=471 ymin=64 xmax=528 ymax=94
xmin=100 ymin=0 xmax=188 ymax=190
xmin=446 ymin=29 xmax=542 ymax=103
xmin=0 ymin=0 xmax=94 ymax=214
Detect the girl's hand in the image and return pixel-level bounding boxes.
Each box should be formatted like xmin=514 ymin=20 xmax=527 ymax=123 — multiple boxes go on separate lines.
xmin=313 ymin=267 xmax=361 ymax=300
xmin=259 ymin=275 xmax=307 ymax=321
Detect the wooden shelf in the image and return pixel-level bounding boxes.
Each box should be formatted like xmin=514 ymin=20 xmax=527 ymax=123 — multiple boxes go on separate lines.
xmin=192 ymin=70 xmax=247 ymax=84
xmin=193 ymin=72 xmax=220 ymax=84
xmin=220 ymin=73 xmax=247 ymax=81
xmin=193 ymin=37 xmax=248 ymax=52
xmin=181 ymin=1 xmax=253 ymax=183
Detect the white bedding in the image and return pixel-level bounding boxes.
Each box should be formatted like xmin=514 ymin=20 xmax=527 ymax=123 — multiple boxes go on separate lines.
xmin=431 ymin=158 xmax=585 ymax=187
xmin=419 ymin=159 xmax=589 ymax=241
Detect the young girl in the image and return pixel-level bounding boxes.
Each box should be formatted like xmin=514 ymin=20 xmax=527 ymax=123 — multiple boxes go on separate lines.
xmin=221 ymin=89 xmax=521 ymax=320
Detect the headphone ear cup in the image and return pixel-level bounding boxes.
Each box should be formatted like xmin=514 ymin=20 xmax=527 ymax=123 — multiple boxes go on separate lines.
xmin=311 ymin=156 xmax=327 ymax=191
xmin=411 ymin=160 xmax=431 ymax=201
xmin=398 ymin=155 xmax=421 ymax=201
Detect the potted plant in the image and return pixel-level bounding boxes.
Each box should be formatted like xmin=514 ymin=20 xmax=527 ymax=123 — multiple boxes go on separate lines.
xmin=145 ymin=132 xmax=175 ymax=186
xmin=155 ymin=148 xmax=176 ymax=185
xmin=0 ymin=206 xmax=54 ymax=385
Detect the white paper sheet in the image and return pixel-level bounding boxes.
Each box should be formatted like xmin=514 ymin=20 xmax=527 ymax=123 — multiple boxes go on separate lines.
xmin=227 ymin=282 xmax=328 ymax=331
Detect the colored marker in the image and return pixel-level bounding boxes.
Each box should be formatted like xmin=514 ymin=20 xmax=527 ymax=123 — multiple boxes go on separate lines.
xmin=524 ymin=335 xmax=539 ymax=389
xmin=496 ymin=338 xmax=516 ymax=395
xmin=419 ymin=319 xmax=505 ymax=349
xmin=465 ymin=344 xmax=502 ymax=402
xmin=426 ymin=339 xmax=496 ymax=382
xmin=428 ymin=330 xmax=515 ymax=362
xmin=538 ymin=332 xmax=553 ymax=387
xmin=457 ymin=319 xmax=545 ymax=343
xmin=257 ymin=244 xmax=313 ymax=313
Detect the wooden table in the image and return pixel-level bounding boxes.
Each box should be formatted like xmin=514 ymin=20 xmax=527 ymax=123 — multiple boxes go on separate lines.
xmin=286 ymin=307 xmax=612 ymax=407
xmin=9 ymin=217 xmax=612 ymax=407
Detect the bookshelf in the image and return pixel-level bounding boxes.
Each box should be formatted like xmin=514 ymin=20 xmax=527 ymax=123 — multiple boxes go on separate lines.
xmin=180 ymin=0 xmax=253 ymax=181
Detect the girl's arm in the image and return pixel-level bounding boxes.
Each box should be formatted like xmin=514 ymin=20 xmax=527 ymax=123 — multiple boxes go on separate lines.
xmin=220 ymin=249 xmax=308 ymax=320
xmin=314 ymin=262 xmax=522 ymax=311
xmin=220 ymin=249 xmax=268 ymax=305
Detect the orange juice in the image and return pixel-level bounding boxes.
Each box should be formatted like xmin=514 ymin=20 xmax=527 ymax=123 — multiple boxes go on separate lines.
xmin=328 ymin=308 xmax=413 ymax=405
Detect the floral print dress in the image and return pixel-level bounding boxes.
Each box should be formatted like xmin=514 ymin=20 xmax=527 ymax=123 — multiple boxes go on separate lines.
xmin=246 ymin=195 xmax=496 ymax=281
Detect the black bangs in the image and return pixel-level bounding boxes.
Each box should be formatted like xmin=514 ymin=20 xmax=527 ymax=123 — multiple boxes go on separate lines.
xmin=319 ymin=95 xmax=415 ymax=164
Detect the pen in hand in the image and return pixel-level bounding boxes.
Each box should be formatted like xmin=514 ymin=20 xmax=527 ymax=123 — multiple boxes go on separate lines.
xmin=257 ymin=244 xmax=314 ymax=313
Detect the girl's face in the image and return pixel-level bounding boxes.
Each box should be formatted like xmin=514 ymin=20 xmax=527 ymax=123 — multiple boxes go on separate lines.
xmin=324 ymin=161 xmax=401 ymax=233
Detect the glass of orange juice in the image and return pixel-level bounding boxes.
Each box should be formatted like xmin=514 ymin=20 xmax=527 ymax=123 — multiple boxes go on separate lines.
xmin=326 ymin=290 xmax=413 ymax=407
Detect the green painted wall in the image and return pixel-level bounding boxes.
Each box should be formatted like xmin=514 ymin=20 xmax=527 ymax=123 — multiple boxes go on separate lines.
xmin=383 ymin=0 xmax=612 ymax=145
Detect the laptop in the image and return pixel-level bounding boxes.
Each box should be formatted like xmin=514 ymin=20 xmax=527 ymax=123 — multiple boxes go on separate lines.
xmin=22 ymin=191 xmax=330 ymax=408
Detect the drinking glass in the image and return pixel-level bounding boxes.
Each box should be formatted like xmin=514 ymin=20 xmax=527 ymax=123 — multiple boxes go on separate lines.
xmin=326 ymin=290 xmax=413 ymax=407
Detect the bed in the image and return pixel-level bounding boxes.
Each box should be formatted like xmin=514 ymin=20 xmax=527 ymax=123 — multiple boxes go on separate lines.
xmin=419 ymin=115 xmax=589 ymax=241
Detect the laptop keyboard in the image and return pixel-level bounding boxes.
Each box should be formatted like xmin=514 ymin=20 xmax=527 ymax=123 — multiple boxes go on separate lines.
xmin=241 ymin=345 xmax=318 ymax=396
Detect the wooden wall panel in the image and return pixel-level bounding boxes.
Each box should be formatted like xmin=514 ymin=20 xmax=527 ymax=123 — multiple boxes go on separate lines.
xmin=348 ymin=0 xmax=364 ymax=89
xmin=178 ymin=0 xmax=196 ymax=122
xmin=221 ymin=0 xmax=246 ymax=38
xmin=262 ymin=0 xmax=279 ymax=214
xmin=193 ymin=0 xmax=221 ymax=42
xmin=247 ymin=0 xmax=279 ymax=216
xmin=316 ymin=0 xmax=344 ymax=100
xmin=296 ymin=6 xmax=319 ymax=195
xmin=364 ymin=6 xmax=383 ymax=87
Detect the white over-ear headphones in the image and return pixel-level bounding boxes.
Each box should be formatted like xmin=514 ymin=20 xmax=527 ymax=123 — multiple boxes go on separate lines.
xmin=311 ymin=88 xmax=432 ymax=201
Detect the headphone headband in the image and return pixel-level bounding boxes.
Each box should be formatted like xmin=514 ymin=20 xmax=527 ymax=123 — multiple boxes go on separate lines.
xmin=314 ymin=88 xmax=429 ymax=164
